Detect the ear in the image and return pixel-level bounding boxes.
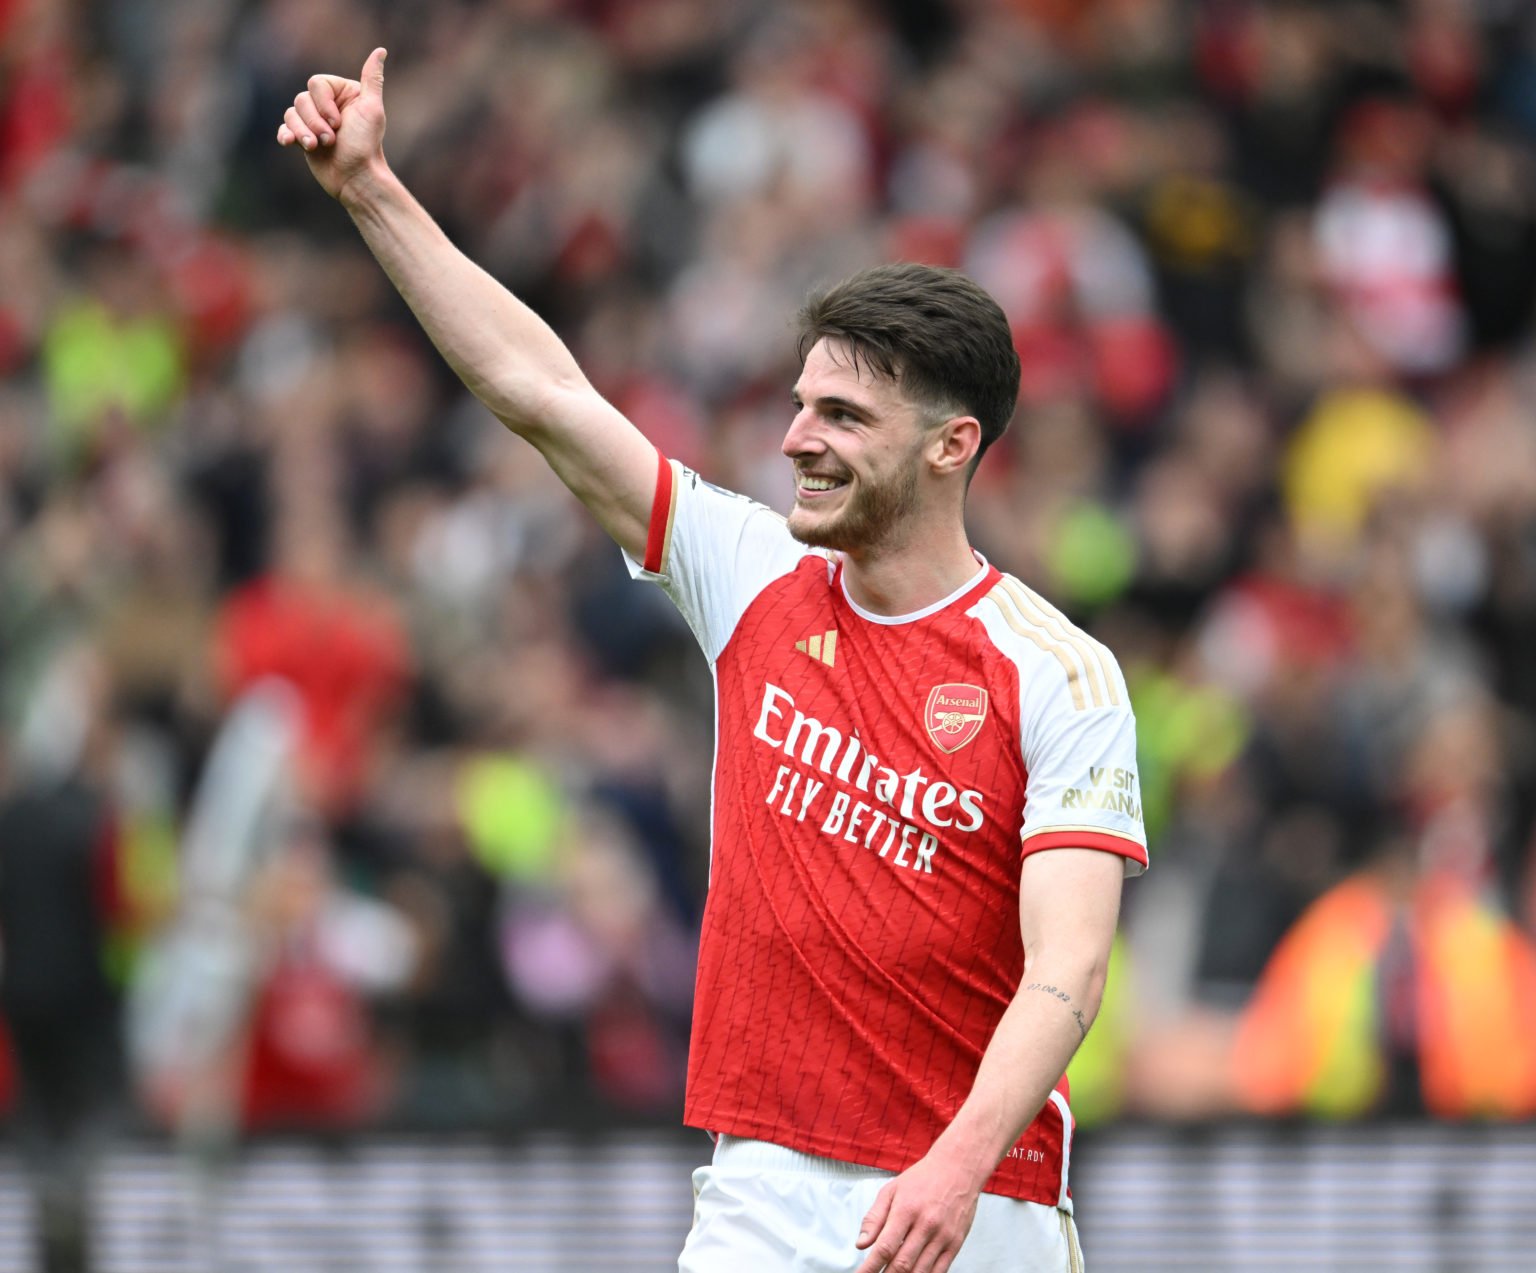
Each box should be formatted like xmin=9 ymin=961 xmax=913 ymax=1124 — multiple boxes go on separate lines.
xmin=927 ymin=416 xmax=982 ymax=478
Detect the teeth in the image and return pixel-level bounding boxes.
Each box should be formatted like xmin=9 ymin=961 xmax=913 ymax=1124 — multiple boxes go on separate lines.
xmin=801 ymin=476 xmax=844 ymax=491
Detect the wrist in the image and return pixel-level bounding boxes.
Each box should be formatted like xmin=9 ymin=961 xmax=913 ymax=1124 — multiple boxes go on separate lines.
xmin=337 ymin=158 xmax=397 ymax=213
xmin=928 ymin=1120 xmax=1004 ymax=1193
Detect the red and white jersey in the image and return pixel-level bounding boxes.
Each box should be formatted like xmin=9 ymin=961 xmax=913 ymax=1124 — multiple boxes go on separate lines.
xmin=627 ymin=456 xmax=1147 ymax=1207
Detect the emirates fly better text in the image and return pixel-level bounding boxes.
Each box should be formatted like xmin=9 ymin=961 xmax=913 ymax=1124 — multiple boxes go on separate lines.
xmin=752 ymin=682 xmax=986 ymax=875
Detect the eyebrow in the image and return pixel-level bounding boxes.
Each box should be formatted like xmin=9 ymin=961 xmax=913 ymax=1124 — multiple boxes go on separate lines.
xmin=790 ymin=391 xmax=875 ymax=419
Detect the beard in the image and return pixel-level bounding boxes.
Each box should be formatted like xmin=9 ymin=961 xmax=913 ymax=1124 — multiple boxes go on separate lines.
xmin=787 ymin=459 xmax=920 ymax=554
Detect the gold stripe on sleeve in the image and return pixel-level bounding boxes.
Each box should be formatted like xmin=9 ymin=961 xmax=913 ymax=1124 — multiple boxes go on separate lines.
xmin=985 ymin=586 xmax=1088 ymax=712
xmin=1000 ymin=577 xmax=1119 ymax=708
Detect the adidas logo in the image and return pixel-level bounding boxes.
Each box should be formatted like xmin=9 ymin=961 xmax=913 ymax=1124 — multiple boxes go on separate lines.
xmin=795 ymin=629 xmax=837 ymax=667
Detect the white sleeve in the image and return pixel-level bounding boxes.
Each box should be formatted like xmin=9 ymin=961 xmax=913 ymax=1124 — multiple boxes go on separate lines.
xmin=624 ymin=455 xmax=814 ymax=663
xmin=1018 ymin=651 xmax=1148 ymax=875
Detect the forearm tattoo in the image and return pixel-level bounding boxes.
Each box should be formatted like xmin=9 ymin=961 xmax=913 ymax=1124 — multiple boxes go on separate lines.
xmin=1025 ymin=982 xmax=1089 ymax=1043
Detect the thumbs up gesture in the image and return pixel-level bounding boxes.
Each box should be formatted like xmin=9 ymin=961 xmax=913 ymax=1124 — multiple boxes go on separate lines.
xmin=277 ymin=47 xmax=389 ymax=204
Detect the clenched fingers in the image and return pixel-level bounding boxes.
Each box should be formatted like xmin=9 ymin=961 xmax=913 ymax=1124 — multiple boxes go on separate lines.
xmin=279 ymin=106 xmax=315 ymax=150
xmin=286 ymin=93 xmax=332 ymax=149
xmin=307 ymin=75 xmax=343 ymax=131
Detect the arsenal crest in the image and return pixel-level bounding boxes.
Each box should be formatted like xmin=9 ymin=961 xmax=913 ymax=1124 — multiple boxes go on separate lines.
xmin=924 ymin=683 xmax=988 ymax=753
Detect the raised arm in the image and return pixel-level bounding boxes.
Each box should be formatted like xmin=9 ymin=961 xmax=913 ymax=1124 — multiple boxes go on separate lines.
xmin=855 ymin=846 xmax=1124 ymax=1273
xmin=277 ymin=48 xmax=658 ymax=558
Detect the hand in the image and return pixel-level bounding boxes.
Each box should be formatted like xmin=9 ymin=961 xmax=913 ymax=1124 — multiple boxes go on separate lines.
xmin=276 ymin=47 xmax=389 ymax=204
xmin=854 ymin=1152 xmax=981 ymax=1273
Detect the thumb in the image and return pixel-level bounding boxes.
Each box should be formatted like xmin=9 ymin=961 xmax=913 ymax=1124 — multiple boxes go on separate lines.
xmin=360 ymin=46 xmax=387 ymax=99
xmin=857 ymin=1183 xmax=894 ymax=1249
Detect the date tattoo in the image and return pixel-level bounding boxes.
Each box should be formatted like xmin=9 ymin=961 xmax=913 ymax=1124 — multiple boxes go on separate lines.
xmin=1025 ymin=982 xmax=1089 ymax=1042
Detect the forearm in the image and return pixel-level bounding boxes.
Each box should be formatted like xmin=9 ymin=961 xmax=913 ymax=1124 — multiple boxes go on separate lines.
xmin=338 ymin=162 xmax=590 ymax=437
xmin=853 ymin=841 xmax=1125 ymax=1268
xmin=929 ymin=954 xmax=1107 ymax=1189
xmin=279 ymin=53 xmax=655 ymax=555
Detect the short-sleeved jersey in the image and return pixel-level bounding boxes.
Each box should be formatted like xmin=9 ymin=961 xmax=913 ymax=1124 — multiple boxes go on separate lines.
xmin=627 ymin=456 xmax=1147 ymax=1207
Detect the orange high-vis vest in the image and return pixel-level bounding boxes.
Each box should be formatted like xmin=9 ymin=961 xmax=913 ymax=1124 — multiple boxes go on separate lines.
xmin=1233 ymin=870 xmax=1536 ymax=1119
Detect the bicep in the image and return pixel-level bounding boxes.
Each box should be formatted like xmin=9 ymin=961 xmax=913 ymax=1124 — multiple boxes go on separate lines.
xmin=507 ymin=384 xmax=661 ymax=561
xmin=1017 ymin=848 xmax=1124 ymax=971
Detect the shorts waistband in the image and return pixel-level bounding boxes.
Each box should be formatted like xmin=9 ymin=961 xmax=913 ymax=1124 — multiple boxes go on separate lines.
xmin=713 ymin=1135 xmax=892 ymax=1180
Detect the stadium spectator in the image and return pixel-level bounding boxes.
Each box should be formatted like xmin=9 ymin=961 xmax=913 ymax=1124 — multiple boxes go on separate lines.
xmin=0 ymin=644 xmax=130 ymax=1273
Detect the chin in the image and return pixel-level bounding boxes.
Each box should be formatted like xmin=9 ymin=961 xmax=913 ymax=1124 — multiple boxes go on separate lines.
xmin=788 ymin=507 xmax=840 ymax=549
xmin=787 ymin=508 xmax=824 ymax=546
xmin=789 ymin=508 xmax=869 ymax=553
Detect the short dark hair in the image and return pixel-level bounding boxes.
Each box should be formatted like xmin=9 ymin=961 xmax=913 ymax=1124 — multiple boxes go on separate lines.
xmin=795 ymin=263 xmax=1020 ymax=469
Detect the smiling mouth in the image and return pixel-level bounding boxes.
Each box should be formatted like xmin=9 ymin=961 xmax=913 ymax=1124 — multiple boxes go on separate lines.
xmin=797 ymin=473 xmax=849 ymax=495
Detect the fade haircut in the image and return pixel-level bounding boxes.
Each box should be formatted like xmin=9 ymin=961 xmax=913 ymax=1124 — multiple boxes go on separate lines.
xmin=795 ymin=263 xmax=1021 ymax=471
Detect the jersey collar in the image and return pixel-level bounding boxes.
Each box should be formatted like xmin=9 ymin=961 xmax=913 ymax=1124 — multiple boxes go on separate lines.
xmin=836 ymin=553 xmax=993 ymax=626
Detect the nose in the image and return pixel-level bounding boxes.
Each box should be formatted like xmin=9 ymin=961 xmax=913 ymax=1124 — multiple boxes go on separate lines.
xmin=782 ymin=406 xmax=824 ymax=459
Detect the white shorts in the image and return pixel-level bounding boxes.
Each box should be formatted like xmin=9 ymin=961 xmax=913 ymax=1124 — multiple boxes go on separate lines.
xmin=679 ymin=1135 xmax=1085 ymax=1272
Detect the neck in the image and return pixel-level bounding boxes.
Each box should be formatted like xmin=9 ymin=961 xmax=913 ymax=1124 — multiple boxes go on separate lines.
xmin=840 ymin=523 xmax=982 ymax=617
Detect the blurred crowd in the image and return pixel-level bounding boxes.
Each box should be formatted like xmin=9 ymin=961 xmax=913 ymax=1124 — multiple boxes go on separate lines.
xmin=2 ymin=0 xmax=1536 ymax=1166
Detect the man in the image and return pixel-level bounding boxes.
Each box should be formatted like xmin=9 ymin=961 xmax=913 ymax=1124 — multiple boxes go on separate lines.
xmin=279 ymin=49 xmax=1145 ymax=1272
xmin=0 ymin=652 xmax=127 ymax=1273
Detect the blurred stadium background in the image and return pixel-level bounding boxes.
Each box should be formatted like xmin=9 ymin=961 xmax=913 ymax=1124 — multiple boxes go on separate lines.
xmin=2 ymin=0 xmax=1536 ymax=1268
